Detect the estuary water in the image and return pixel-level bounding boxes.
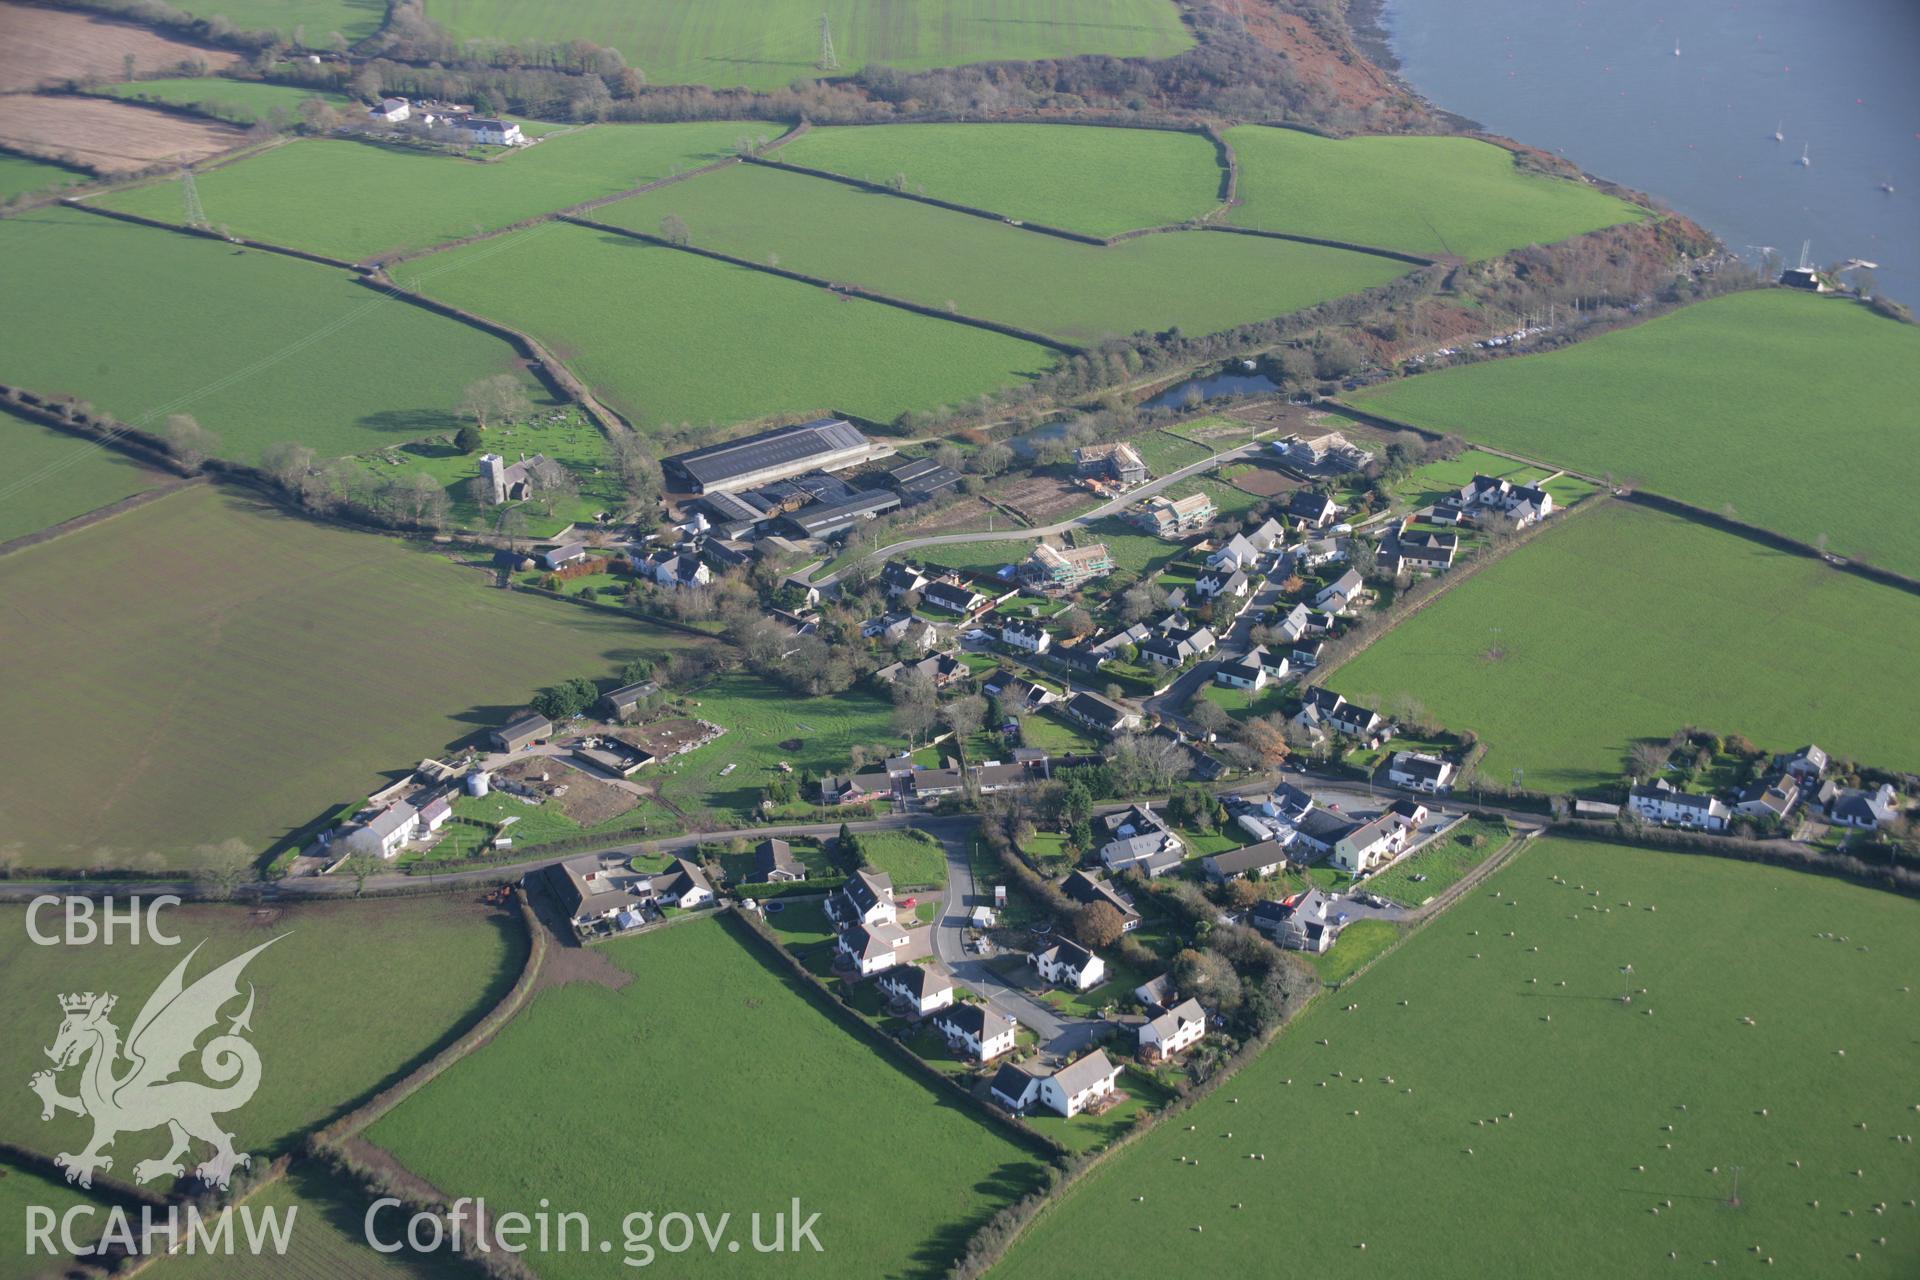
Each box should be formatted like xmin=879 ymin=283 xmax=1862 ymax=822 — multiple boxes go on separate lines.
xmin=1377 ymin=0 xmax=1919 ymax=302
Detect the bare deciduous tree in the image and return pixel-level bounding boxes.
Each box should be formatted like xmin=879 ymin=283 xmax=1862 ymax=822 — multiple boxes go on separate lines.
xmin=455 ymin=374 xmax=532 ymax=430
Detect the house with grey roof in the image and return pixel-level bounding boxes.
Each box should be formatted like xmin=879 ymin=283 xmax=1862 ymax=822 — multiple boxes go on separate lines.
xmin=1031 ymin=938 xmax=1106 ymax=991
xmin=1201 ymin=840 xmax=1289 ymax=883
xmin=1060 ymin=870 xmax=1140 ymax=932
xmin=989 ymin=1062 xmax=1042 ymax=1113
xmin=825 ymin=867 xmax=896 ymax=927
xmin=753 ymin=838 xmax=806 ymax=883
xmin=1827 ymin=783 xmax=1899 ymax=830
xmin=1628 ymin=779 xmax=1731 ymax=832
xmin=1037 ymin=1049 xmax=1121 ymax=1117
xmin=1332 ymin=814 xmax=1405 ymax=873
xmin=1251 ymin=889 xmax=1347 ymax=953
xmin=875 ymin=963 xmax=954 ymax=1015
xmin=1387 ymin=751 xmax=1456 ymax=793
xmin=931 ymin=1003 xmax=1016 ymax=1062
xmin=1137 ymin=997 xmax=1206 ymax=1061
xmin=1314 ymin=568 xmax=1366 ymax=613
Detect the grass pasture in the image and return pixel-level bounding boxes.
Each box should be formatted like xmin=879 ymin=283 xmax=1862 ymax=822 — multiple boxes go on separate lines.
xmin=365 ymin=915 xmax=1048 ymax=1279
xmin=855 ymin=830 xmax=947 ymax=889
xmin=0 ymin=485 xmax=707 ymax=866
xmin=996 ymin=837 xmax=1920 ymax=1279
xmin=101 ymin=125 xmax=762 ymax=262
xmin=139 ymin=1164 xmax=466 ymax=1279
xmin=0 ymin=150 xmax=87 ymax=200
xmin=399 ymin=220 xmax=1053 ymax=432
xmin=0 ymin=1160 xmax=110 ymax=1279
xmin=599 ymin=163 xmax=1414 ymax=344
xmin=0 ymin=406 xmax=166 ymax=543
xmin=1327 ymin=502 xmax=1920 ymax=792
xmin=1352 ymin=290 xmax=1920 ymax=577
xmin=428 ymin=0 xmax=1192 ymax=91
xmin=0 ymin=207 xmax=542 ymax=464
xmin=174 ymin=0 xmax=387 ymax=41
xmin=1225 ymin=127 xmax=1642 ymax=261
xmin=0 ymin=894 xmax=525 ymax=1161
xmin=100 ymin=77 xmax=349 ymax=126
xmin=649 ymin=673 xmax=901 ymax=821
xmin=778 ymin=123 xmax=1223 ymax=235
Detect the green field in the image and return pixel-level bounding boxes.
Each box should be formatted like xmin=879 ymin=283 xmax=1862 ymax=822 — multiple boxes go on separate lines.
xmin=140 ymin=1164 xmax=463 ymax=1279
xmin=650 ymin=673 xmax=901 ymax=820
xmin=0 ymin=207 xmax=541 ymax=464
xmin=778 ymin=123 xmax=1223 ymax=236
xmin=1128 ymin=427 xmax=1214 ymax=474
xmin=1363 ymin=817 xmax=1511 ymax=908
xmin=855 ymin=830 xmax=947 ymax=888
xmin=366 ymin=916 xmax=1048 ymax=1278
xmin=399 ymin=220 xmax=1053 ymax=431
xmin=100 ymin=78 xmax=349 ymax=126
xmin=174 ymin=0 xmax=385 ymax=39
xmin=1225 ymin=127 xmax=1642 ymax=261
xmin=1308 ymin=916 xmax=1399 ymax=985
xmin=598 ymin=162 xmax=1413 ymax=344
xmin=1328 ymin=502 xmax=1920 ymax=792
xmin=997 ymin=837 xmax=1920 ymax=1279
xmin=0 ymin=151 xmax=86 ymax=201
xmin=0 ymin=1160 xmax=109 ymax=1280
xmin=430 ymin=0 xmax=1192 ymax=91
xmin=103 ymin=125 xmax=764 ymax=261
xmin=0 ymin=407 xmax=166 ymax=543
xmin=0 ymin=895 xmax=524 ymax=1161
xmin=0 ymin=486 xmax=706 ymax=867
xmin=1353 ymin=290 xmax=1920 ymax=577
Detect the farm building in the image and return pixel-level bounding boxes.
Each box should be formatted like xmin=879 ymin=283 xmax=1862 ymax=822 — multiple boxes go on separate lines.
xmin=662 ymin=419 xmax=883 ymax=494
xmin=779 ymin=489 xmax=902 ymax=539
xmin=601 ymin=680 xmax=659 ymax=722
xmin=883 ymin=456 xmax=963 ymax=502
xmin=491 ymin=712 xmax=552 ymax=753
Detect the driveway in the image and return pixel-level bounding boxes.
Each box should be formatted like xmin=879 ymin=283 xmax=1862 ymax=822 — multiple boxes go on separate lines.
xmin=924 ymin=824 xmax=1108 ymax=1058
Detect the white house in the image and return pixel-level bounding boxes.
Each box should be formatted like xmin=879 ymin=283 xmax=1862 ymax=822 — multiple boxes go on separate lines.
xmin=1215 ymin=647 xmax=1269 ymax=691
xmin=1000 ymin=618 xmax=1052 ymax=654
xmin=1137 ymin=997 xmax=1206 ymax=1061
xmin=369 ymin=96 xmax=411 ymax=122
xmin=875 ymin=963 xmax=954 ymax=1015
xmin=453 ymin=116 xmax=522 ymax=145
xmin=1627 ymin=779 xmax=1730 ymax=832
xmin=1194 ymin=568 xmax=1249 ymax=601
xmin=1250 ymin=889 xmax=1346 ymax=953
xmin=649 ymin=857 xmax=715 ymax=909
xmin=1331 ymin=815 xmax=1404 ymax=873
xmin=931 ymin=1003 xmax=1016 ymax=1062
xmin=838 ymin=919 xmax=910 ymax=976
xmin=1031 ymin=938 xmax=1106 ymax=991
xmin=346 ymin=800 xmax=419 ymax=858
xmin=1037 ymin=1050 xmax=1121 ymax=1117
xmin=825 ymin=867 xmax=897 ymax=927
xmin=1387 ymin=751 xmax=1456 ymax=793
xmin=1314 ymin=569 xmax=1365 ymax=613
xmin=988 ymin=1063 xmax=1041 ymax=1113
xmin=1827 ymin=783 xmax=1899 ymax=830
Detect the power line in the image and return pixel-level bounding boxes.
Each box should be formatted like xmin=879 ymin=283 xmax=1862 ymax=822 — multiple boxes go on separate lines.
xmin=818 ymin=13 xmax=839 ymax=71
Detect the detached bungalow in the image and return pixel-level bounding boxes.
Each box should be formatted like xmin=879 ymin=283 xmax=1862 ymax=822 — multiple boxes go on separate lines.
xmin=1827 ymin=783 xmax=1899 ymax=830
xmin=1387 ymin=751 xmax=1456 ymax=793
xmin=1060 ymin=869 xmax=1141 ymax=932
xmin=1201 ymin=839 xmax=1289 ymax=883
xmin=650 ymin=857 xmax=715 ymax=909
xmin=989 ymin=1063 xmax=1042 ymax=1113
xmin=753 ymin=837 xmax=806 ymax=883
xmin=1137 ymin=997 xmax=1206 ymax=1061
xmin=922 ymin=580 xmax=988 ymax=616
xmin=1064 ymin=691 xmax=1142 ymax=736
xmin=1215 ymin=647 xmax=1270 ymax=691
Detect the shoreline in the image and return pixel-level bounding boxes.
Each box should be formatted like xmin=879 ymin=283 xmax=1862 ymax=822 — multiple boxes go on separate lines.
xmin=1343 ymin=0 xmax=1483 ymax=133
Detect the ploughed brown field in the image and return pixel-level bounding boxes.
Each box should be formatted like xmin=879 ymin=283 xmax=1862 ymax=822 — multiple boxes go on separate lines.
xmin=0 ymin=1 xmax=237 ymax=91
xmin=0 ymin=94 xmax=244 ymax=172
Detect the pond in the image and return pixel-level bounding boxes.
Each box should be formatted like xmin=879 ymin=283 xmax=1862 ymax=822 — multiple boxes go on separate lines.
xmin=1142 ymin=363 xmax=1279 ymax=411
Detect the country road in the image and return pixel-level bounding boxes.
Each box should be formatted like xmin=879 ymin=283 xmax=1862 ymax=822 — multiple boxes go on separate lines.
xmin=808 ymin=438 xmax=1268 ymax=587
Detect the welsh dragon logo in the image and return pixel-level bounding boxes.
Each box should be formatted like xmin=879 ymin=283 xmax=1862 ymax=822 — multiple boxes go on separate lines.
xmin=29 ymin=937 xmax=281 ymax=1190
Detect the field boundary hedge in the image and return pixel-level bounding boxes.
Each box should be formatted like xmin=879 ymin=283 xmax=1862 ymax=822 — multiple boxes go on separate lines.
xmin=1548 ymin=820 xmax=1920 ymax=898
xmin=0 ymin=475 xmax=201 ymax=558
xmin=1332 ymin=397 xmax=1920 ymax=599
xmin=558 ymin=213 xmax=1085 ymax=354
xmin=61 ymin=197 xmax=362 ymax=270
xmin=741 ymin=153 xmax=1109 ymax=245
xmin=1203 ymin=222 xmax=1438 ymax=267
